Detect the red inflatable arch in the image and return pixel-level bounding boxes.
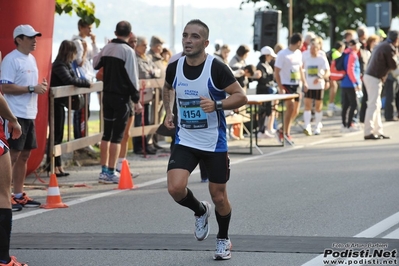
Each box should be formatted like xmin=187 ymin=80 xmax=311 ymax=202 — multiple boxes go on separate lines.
xmin=0 ymin=0 xmax=54 ymax=175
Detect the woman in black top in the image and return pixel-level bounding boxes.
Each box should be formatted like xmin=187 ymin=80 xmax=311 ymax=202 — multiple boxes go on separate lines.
xmin=49 ymin=40 xmax=91 ymax=176
xmin=256 ymin=46 xmax=277 ymax=138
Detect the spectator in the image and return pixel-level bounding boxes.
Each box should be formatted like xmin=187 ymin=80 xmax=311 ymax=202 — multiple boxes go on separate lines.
xmin=274 ymin=33 xmax=307 ymax=144
xmin=359 ymin=35 xmax=380 ymax=123
xmin=300 ymin=31 xmax=316 ymax=52
xmin=132 ymin=36 xmax=161 ymax=155
xmin=0 ymin=24 xmax=47 ymax=210
xmin=229 ymin=45 xmax=261 ymax=139
xmin=48 ymin=40 xmax=91 ymax=177
xmin=363 ymin=30 xmax=399 ymax=140
xmin=327 ymin=41 xmax=345 ymax=115
xmin=161 ymin=47 xmax=172 ymax=66
xmin=229 ymin=44 xmax=261 ymax=88
xmin=214 ymin=44 xmax=231 ymax=65
xmin=93 ymin=21 xmax=142 ymax=184
xmin=255 ymin=46 xmax=278 ymax=138
xmin=0 ymin=92 xmax=26 ymax=265
xmin=340 ymin=39 xmax=362 ymax=132
xmin=71 ymin=19 xmax=99 ymax=140
xmin=147 ymin=35 xmax=166 ymax=150
xmin=115 ymin=33 xmax=139 ymax=178
xmin=343 ymin=29 xmax=356 ymax=48
xmin=214 ymin=41 xmax=222 ymax=56
xmin=302 ymin=38 xmax=330 ymax=135
xmin=384 ymin=72 xmax=399 ymax=122
xmin=162 ymin=19 xmax=247 ymax=260
xmin=270 ymin=43 xmax=284 ymax=69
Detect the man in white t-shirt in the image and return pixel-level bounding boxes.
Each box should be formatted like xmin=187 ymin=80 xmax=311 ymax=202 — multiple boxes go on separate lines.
xmin=274 ymin=33 xmax=307 ymax=143
xmin=302 ymin=38 xmax=330 ymax=135
xmin=0 ymin=24 xmax=48 ymax=211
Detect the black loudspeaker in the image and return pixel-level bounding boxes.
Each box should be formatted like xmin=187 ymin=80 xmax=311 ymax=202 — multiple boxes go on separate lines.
xmin=253 ymin=10 xmax=281 ymax=51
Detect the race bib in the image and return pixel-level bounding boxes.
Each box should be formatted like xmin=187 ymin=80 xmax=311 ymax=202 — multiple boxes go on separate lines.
xmin=290 ymin=65 xmax=300 ymax=83
xmin=178 ymin=98 xmax=208 ymax=129
xmin=307 ymin=65 xmax=318 ymax=77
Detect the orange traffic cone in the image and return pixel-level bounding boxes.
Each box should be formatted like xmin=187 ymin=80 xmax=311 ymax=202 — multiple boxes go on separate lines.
xmin=116 ymin=159 xmax=138 ymax=190
xmin=41 ymin=173 xmax=68 ymax=209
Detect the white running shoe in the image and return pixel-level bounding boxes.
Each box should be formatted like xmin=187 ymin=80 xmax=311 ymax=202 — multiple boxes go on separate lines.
xmin=213 ymin=238 xmax=232 ymax=260
xmin=257 ymin=131 xmax=274 ymax=139
xmin=98 ymin=172 xmax=107 ymax=183
xmin=101 ymin=173 xmax=120 ymax=184
xmin=194 ymin=201 xmax=211 ymax=241
xmin=303 ymin=125 xmax=312 ymax=136
xmin=314 ymin=127 xmax=321 ymax=135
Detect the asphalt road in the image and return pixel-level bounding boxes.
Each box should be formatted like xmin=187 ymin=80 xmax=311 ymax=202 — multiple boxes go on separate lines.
xmin=10 ymin=119 xmax=399 ymax=266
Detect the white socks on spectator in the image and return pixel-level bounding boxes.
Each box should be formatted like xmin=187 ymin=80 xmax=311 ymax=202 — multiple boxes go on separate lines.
xmin=116 ymin=158 xmax=124 ymax=172
xmin=303 ymin=110 xmax=311 ymax=128
xmin=315 ymin=111 xmax=323 ymax=127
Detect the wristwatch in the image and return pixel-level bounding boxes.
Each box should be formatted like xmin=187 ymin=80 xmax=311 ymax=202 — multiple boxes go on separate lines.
xmin=28 ymin=85 xmax=35 ymax=93
xmin=215 ymin=100 xmax=223 ymax=111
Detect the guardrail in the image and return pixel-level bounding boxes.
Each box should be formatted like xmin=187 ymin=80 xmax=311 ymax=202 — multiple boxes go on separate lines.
xmin=48 ymin=78 xmax=165 ymax=174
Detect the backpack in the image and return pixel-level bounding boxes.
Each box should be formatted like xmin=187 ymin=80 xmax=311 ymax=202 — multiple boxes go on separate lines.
xmin=330 ymin=53 xmax=347 ymax=81
xmin=334 ymin=52 xmax=347 ymax=71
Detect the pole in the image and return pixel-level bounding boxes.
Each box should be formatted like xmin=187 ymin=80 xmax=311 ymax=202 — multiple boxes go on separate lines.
xmin=289 ymin=0 xmax=293 ymax=38
xmin=375 ymin=3 xmax=381 ymax=36
xmin=170 ymin=0 xmax=176 ymax=53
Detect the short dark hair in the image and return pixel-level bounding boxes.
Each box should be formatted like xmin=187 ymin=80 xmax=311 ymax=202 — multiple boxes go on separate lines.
xmin=14 ymin=34 xmax=24 ymax=46
xmin=290 ymin=33 xmax=302 ymax=45
xmin=244 ymin=64 xmax=255 ymax=76
xmin=388 ymin=30 xmax=399 ymax=43
xmin=333 ymin=41 xmax=345 ymax=50
xmin=236 ymin=44 xmax=250 ymax=57
xmin=78 ymin=19 xmax=90 ymax=30
xmin=185 ymin=19 xmax=209 ymax=39
xmin=115 ymin=21 xmax=132 ymax=37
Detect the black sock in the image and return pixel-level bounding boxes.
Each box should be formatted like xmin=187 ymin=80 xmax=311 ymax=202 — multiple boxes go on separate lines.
xmin=176 ymin=188 xmax=205 ymax=216
xmin=216 ymin=209 xmax=231 ymax=239
xmin=0 ymin=208 xmax=12 ymax=263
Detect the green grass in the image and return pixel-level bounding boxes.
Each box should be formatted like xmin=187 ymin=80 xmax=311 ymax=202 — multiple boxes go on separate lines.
xmin=62 ymin=120 xmax=101 ymax=141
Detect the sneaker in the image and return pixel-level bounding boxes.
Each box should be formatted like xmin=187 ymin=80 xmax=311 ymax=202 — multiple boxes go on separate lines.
xmin=276 ymin=129 xmax=284 ymax=143
xmin=98 ymin=172 xmax=108 ymax=183
xmin=101 ymin=173 xmax=120 ymax=184
xmin=0 ymin=256 xmax=28 ymax=266
xmin=213 ymin=238 xmax=232 ymax=260
xmin=284 ymin=134 xmax=294 ymax=144
xmin=200 ymin=178 xmax=209 ymax=183
xmin=12 ymin=193 xmax=40 ymax=208
xmin=194 ymin=201 xmax=211 ymax=241
xmin=263 ymin=130 xmax=275 ymax=138
xmin=116 ymin=169 xmax=139 ymax=179
xmin=11 ymin=197 xmax=23 ymax=212
xmin=303 ymin=125 xmax=312 ymax=136
xmin=349 ymin=125 xmax=360 ymax=132
xmin=314 ymin=127 xmax=321 ymax=135
xmin=340 ymin=125 xmax=350 ymax=133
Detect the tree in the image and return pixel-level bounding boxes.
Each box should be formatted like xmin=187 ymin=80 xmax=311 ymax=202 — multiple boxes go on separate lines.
xmin=241 ymin=0 xmax=399 ymax=47
xmin=55 ymin=0 xmax=100 ymax=27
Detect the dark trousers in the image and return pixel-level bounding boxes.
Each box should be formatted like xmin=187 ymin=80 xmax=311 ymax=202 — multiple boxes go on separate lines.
xmin=384 ymin=78 xmax=399 ymax=120
xmin=341 ymin=88 xmax=357 ymax=127
xmin=47 ymin=102 xmax=65 ymax=168
xmin=359 ymin=83 xmax=368 ymax=123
